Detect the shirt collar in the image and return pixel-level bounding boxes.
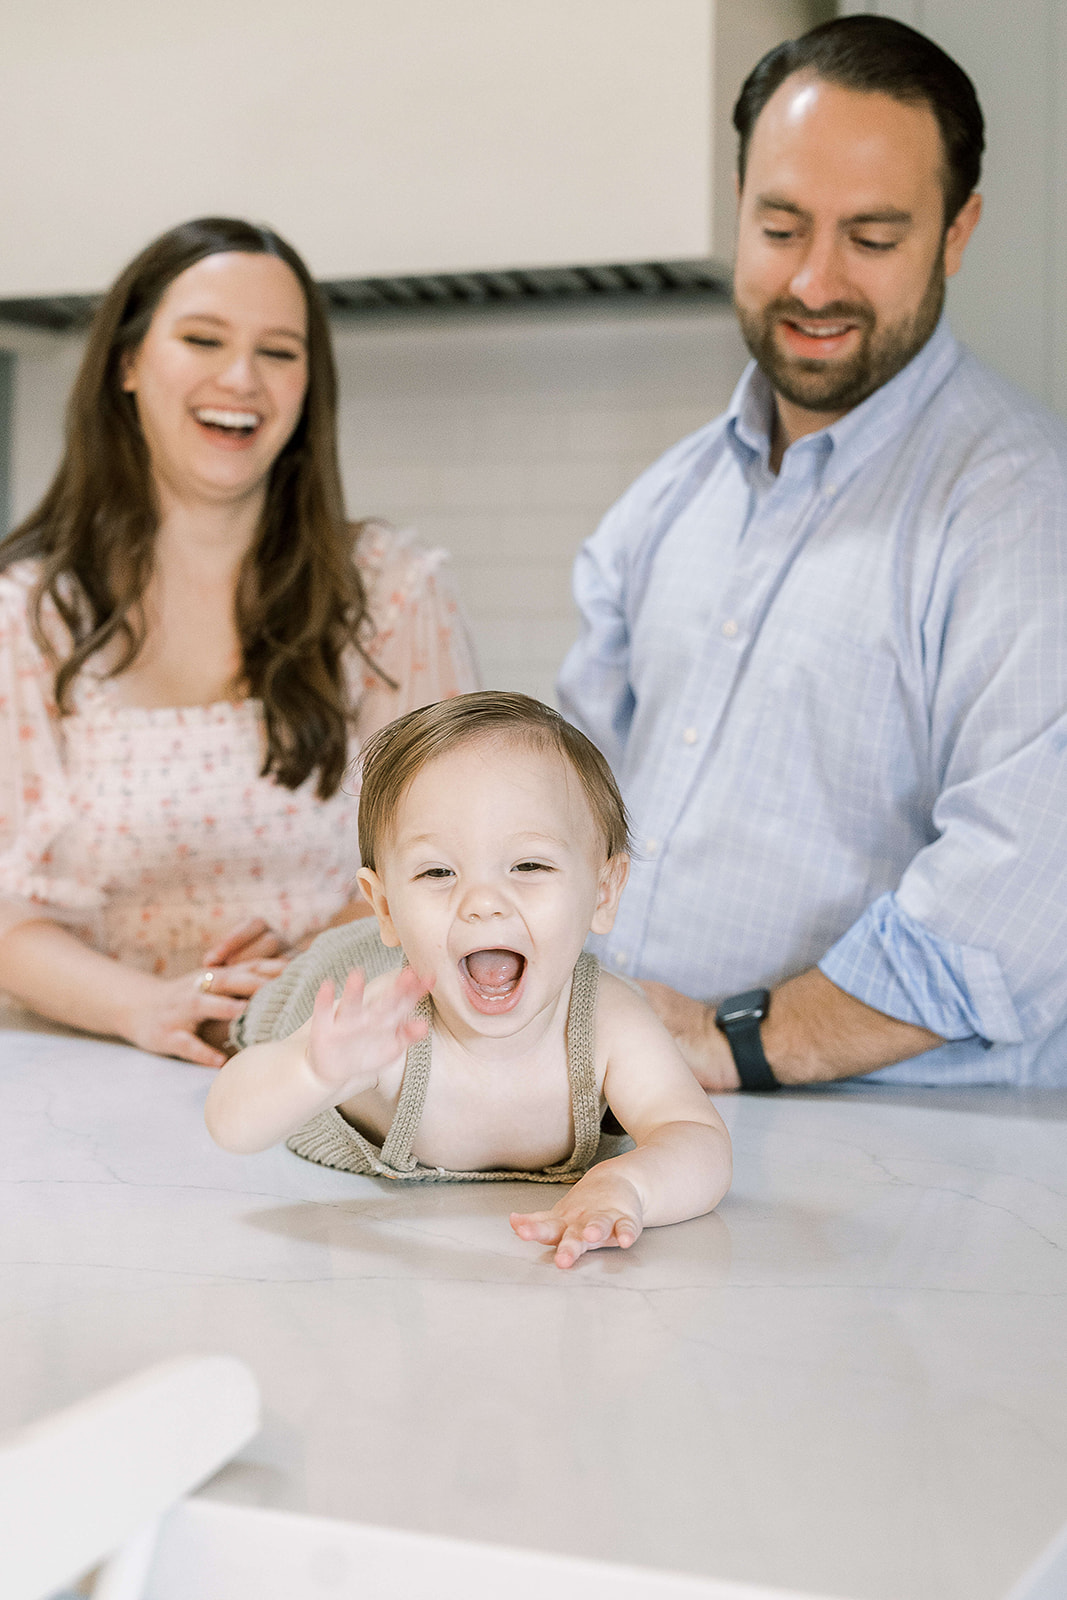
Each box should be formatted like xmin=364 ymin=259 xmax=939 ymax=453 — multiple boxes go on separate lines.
xmin=726 ymin=315 xmax=962 ymax=484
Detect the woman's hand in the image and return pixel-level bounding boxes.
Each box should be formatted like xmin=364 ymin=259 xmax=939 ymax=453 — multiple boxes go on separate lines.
xmin=203 ymin=917 xmax=292 ymax=968
xmin=123 ymin=960 xmax=286 ymax=1069
xmin=306 ymin=965 xmax=430 ymax=1099
xmin=510 ymin=1170 xmax=645 ymax=1270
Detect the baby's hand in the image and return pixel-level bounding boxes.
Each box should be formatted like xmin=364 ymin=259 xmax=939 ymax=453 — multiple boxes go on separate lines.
xmin=306 ymin=966 xmax=429 ymax=1098
xmin=510 ymin=1170 xmax=644 ymax=1270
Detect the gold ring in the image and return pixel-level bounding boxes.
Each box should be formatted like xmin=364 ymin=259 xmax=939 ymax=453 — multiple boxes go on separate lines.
xmin=197 ymin=969 xmax=215 ymax=993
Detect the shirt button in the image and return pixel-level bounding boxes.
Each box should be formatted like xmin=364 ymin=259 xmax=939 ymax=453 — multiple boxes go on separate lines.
xmin=614 ymin=951 xmax=628 ymax=968
xmin=824 ymin=483 xmax=838 ymax=499
xmin=645 ymin=837 xmax=658 ymax=856
xmin=682 ymin=727 xmax=698 ymax=745
xmin=721 ymin=619 xmax=739 ymax=639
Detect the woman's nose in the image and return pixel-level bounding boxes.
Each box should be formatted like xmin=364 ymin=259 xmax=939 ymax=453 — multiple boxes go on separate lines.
xmin=218 ymin=349 xmax=259 ymax=393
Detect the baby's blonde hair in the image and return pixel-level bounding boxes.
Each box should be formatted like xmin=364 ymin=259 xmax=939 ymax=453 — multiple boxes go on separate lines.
xmin=357 ymin=692 xmax=630 ymax=871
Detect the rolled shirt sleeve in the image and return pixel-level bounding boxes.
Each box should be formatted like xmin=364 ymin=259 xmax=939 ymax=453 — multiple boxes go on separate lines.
xmin=821 ymin=454 xmax=1067 ymax=1048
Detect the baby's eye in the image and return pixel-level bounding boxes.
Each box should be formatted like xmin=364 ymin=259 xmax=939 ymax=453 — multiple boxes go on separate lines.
xmin=513 ymin=860 xmax=552 ymax=874
xmin=417 ymin=866 xmax=454 ymax=880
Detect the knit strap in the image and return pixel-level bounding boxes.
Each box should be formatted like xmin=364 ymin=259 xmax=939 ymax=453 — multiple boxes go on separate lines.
xmin=541 ymin=950 xmax=601 ymax=1179
xmin=375 ymin=951 xmax=600 ymax=1180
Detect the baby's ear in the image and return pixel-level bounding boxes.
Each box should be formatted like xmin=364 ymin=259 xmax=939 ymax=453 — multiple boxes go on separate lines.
xmin=590 ymin=854 xmax=630 ymax=935
xmin=356 ymin=867 xmax=401 ymax=946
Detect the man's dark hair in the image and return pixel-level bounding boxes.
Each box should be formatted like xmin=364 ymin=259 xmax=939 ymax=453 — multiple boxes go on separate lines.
xmin=733 ymin=14 xmax=984 ymax=226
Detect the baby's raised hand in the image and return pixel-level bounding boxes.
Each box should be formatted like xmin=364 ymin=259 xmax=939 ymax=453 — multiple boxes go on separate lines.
xmin=306 ymin=965 xmax=429 ymax=1099
xmin=510 ymin=1169 xmax=644 ymax=1270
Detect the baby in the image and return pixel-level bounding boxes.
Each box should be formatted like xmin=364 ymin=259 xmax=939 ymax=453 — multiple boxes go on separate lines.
xmin=205 ymin=692 xmax=731 ymax=1268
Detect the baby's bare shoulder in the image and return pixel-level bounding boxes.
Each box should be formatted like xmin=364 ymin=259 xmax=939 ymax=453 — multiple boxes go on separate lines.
xmin=595 ymin=969 xmax=661 ymax=1028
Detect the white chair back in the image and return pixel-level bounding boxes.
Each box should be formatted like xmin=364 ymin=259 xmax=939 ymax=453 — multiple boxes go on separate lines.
xmin=139 ymin=1496 xmax=838 ymax=1600
xmin=1004 ymin=1517 xmax=1067 ymax=1600
xmin=0 ymin=1355 xmax=259 ymax=1600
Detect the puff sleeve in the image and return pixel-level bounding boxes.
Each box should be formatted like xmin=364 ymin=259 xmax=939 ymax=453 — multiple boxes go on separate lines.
xmin=0 ymin=567 xmax=105 ymax=938
xmin=351 ymin=525 xmax=480 ymax=743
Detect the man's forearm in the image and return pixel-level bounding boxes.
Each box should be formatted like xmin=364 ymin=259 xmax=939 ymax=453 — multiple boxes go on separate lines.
xmin=763 ymin=967 xmax=944 ymax=1084
xmin=639 ymin=968 xmax=944 ymax=1090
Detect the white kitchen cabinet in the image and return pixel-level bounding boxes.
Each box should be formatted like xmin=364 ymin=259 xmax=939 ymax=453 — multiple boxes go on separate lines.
xmin=0 ymin=0 xmax=825 ymax=297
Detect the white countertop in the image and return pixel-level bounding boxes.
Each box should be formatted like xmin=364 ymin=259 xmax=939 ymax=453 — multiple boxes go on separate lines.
xmin=2 ymin=1018 xmax=1065 ymax=1600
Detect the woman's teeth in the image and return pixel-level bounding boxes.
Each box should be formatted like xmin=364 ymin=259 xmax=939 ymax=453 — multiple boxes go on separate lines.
xmin=194 ymin=406 xmax=260 ymax=434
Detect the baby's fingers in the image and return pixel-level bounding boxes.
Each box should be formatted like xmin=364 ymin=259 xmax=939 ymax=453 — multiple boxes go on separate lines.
xmin=509 ymin=1210 xmax=565 ymax=1245
xmin=310 ymin=978 xmax=337 ymax=1033
xmin=552 ymin=1214 xmax=630 ymax=1269
xmin=333 ymin=967 xmax=368 ymax=1018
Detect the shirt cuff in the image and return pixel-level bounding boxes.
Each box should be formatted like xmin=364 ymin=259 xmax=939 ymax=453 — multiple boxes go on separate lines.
xmin=818 ymin=892 xmax=1023 ymax=1046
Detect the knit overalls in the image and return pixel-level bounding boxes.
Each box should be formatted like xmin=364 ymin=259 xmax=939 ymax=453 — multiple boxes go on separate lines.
xmin=234 ymin=919 xmax=607 ymax=1183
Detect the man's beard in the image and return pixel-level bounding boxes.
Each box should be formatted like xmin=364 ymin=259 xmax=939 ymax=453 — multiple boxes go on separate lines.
xmin=734 ymin=256 xmax=946 ymax=415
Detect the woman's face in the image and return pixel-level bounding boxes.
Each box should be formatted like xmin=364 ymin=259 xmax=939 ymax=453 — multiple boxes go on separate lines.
xmin=121 ymin=251 xmax=310 ymax=512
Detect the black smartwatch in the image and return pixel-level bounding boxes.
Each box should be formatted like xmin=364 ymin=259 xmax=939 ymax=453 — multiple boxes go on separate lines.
xmin=714 ymin=988 xmax=780 ymax=1092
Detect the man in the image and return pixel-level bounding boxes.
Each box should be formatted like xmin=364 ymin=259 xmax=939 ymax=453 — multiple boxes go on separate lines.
xmin=558 ymin=15 xmax=1067 ymax=1091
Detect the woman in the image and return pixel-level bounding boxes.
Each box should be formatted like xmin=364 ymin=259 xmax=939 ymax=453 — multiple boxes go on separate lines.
xmin=0 ymin=217 xmax=477 ymax=1066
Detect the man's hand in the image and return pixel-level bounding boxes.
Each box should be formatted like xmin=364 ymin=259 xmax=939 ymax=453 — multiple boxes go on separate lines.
xmin=510 ymin=1169 xmax=645 ymax=1270
xmin=636 ymin=981 xmax=740 ymax=1090
xmin=305 ymin=965 xmax=430 ymax=1099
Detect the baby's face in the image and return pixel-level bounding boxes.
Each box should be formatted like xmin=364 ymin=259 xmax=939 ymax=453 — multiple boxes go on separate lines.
xmin=358 ymin=735 xmax=627 ymax=1044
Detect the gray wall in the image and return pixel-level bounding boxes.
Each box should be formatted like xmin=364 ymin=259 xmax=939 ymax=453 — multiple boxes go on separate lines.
xmin=841 ymin=0 xmax=1067 ymax=419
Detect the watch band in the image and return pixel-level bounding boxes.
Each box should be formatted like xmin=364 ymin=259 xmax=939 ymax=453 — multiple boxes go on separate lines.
xmin=715 ymin=988 xmax=780 ymax=1092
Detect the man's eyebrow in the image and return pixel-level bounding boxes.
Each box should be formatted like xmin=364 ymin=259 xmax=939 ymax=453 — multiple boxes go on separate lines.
xmin=753 ymin=196 xmax=913 ymax=227
xmin=754 ymin=195 xmax=809 ymax=218
xmin=844 ymin=208 xmax=913 ymax=226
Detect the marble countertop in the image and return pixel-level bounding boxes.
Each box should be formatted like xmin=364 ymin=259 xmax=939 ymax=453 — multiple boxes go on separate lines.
xmin=2 ymin=1019 xmax=1065 ymax=1600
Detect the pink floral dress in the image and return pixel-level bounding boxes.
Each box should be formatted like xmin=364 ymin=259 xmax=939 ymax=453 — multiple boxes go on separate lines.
xmin=0 ymin=528 xmax=478 ymax=979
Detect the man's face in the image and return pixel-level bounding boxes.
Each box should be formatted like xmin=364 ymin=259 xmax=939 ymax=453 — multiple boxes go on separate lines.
xmin=733 ymin=73 xmax=979 ymax=420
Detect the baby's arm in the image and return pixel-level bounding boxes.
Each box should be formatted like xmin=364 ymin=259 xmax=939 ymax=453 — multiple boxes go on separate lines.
xmin=204 ymin=965 xmax=428 ymax=1154
xmin=510 ymin=974 xmax=731 ymax=1268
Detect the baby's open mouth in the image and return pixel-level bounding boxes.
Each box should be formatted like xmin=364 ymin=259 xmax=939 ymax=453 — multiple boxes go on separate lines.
xmin=461 ymin=948 xmax=526 ymax=1003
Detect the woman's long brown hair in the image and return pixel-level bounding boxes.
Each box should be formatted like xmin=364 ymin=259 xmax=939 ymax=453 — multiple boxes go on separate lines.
xmin=0 ymin=216 xmax=379 ymax=799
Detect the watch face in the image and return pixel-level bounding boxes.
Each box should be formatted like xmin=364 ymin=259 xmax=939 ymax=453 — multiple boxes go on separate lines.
xmin=716 ymin=988 xmax=770 ymax=1026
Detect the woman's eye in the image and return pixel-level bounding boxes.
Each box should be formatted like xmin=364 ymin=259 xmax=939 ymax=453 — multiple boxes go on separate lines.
xmin=183 ymin=334 xmax=220 ymax=348
xmin=261 ymin=346 xmax=301 ymax=361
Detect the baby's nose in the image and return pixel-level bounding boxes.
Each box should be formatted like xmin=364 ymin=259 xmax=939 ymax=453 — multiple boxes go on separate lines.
xmin=459 ymin=881 xmax=508 ymax=921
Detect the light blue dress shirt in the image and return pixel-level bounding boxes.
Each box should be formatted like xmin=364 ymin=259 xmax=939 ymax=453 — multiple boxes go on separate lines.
xmin=558 ymin=319 xmax=1067 ymax=1085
